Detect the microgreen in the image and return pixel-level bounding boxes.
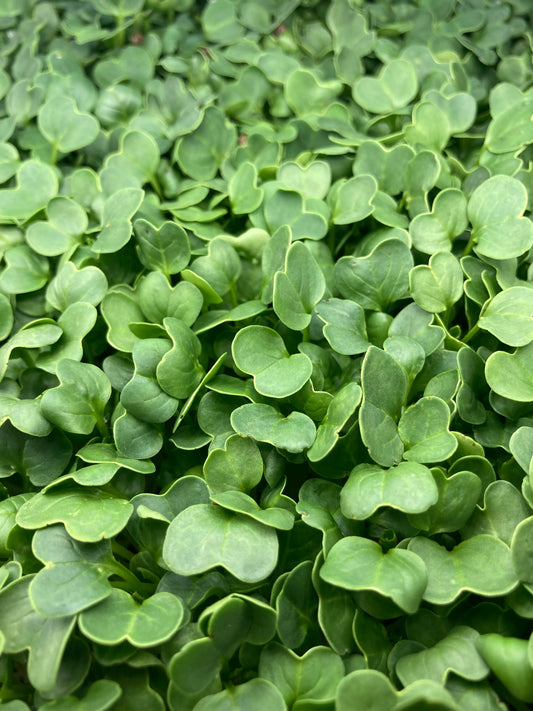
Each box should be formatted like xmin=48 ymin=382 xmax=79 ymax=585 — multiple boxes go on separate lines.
xmin=1 ymin=1 xmax=533 ymax=709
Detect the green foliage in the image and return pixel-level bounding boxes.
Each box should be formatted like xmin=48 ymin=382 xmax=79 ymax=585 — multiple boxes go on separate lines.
xmin=0 ymin=1 xmax=533 ymax=709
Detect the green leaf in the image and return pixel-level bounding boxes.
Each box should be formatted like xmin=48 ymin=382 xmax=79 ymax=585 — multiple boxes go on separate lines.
xmin=409 ymin=252 xmax=464 ymax=314
xmin=334 ymin=239 xmax=413 ymax=311
xmin=232 ymin=325 xmax=312 ymax=398
xmin=320 ymin=536 xmax=427 ymax=614
xmin=259 ymin=643 xmax=344 ymax=706
xmin=328 ymin=175 xmax=377 ymax=225
xmin=194 ymin=679 xmax=285 ymax=711
xmin=486 ymin=97 xmax=533 ymax=153
xmin=156 ymin=317 xmax=204 ymax=399
xmin=340 ymin=461 xmax=438 ymax=519
xmin=273 ymin=241 xmax=326 ymax=331
xmin=264 ymin=189 xmax=329 ymax=242
xmin=229 ymin=162 xmax=264 ymax=215
xmin=16 ymin=488 xmax=133 ymax=542
xmin=41 ymin=360 xmax=111 ymax=435
xmin=204 ymin=434 xmax=263 ymax=494
xmin=38 ymin=96 xmax=99 ymax=154
xmin=285 ymin=68 xmax=342 ymax=115
xmin=408 ymin=535 xmax=518 ymax=605
xmin=231 ymin=403 xmax=316 ymax=453
xmin=278 ymin=160 xmax=331 ymax=200
xmin=485 ymin=342 xmax=533 ymax=402
xmin=0 ymin=576 xmax=75 ymax=693
xmin=138 ymin=272 xmax=203 ymax=326
xmin=79 ymin=589 xmax=183 ymax=647
xmin=410 ymin=188 xmax=468 ymax=254
xmin=359 ymin=346 xmax=407 ymax=467
xmin=478 ymin=286 xmax=533 ymax=347
xmin=0 ymin=160 xmax=58 ymax=222
xmin=468 ymin=175 xmax=533 ymax=259
xmin=36 ymin=680 xmax=122 ymax=711
xmin=396 ymin=626 xmax=489 ymax=686
xmin=398 ymin=396 xmax=458 ymax=463
xmin=133 ymin=219 xmax=190 ymax=276
xmin=26 ymin=196 xmax=87 ymax=257
xmin=91 ymin=187 xmax=144 ymax=253
xmin=307 ymin=382 xmax=362 ymax=462
xmin=46 ymin=262 xmax=108 ymax=311
xmin=408 ymin=468 xmax=482 ymax=534
xmin=175 ymin=106 xmax=237 ymax=181
xmin=162 ymin=503 xmax=278 ymax=583
xmin=353 ymin=59 xmax=418 ymax=113
xmin=314 ymin=298 xmax=370 ymax=356
xmin=478 ymin=634 xmax=533 ymax=703
xmin=0 ymin=245 xmax=49 ymax=294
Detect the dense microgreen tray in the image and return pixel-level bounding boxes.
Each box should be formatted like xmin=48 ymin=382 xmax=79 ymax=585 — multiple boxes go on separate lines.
xmin=1 ymin=0 xmax=533 ymax=709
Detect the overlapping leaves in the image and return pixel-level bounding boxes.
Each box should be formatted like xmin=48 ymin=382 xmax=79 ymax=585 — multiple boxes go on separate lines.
xmin=1 ymin=0 xmax=533 ymax=709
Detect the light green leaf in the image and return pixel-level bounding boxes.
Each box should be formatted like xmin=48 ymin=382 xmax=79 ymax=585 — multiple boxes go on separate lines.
xmin=231 ymin=403 xmax=316 ymax=453
xmin=320 ymin=536 xmax=427 ymax=614
xmin=398 ymin=396 xmax=458 ymax=463
xmin=162 ymin=503 xmax=278 ymax=583
xmin=408 ymin=535 xmax=518 ymax=605
xmin=468 ymin=175 xmax=533 ymax=259
xmin=38 ymin=96 xmax=99 ymax=153
xmin=359 ymin=346 xmax=407 ymax=467
xmin=340 ymin=462 xmax=438 ymax=519
xmin=409 ymin=252 xmax=464 ymax=314
xmin=479 ymin=286 xmax=533 ymax=347
xmin=273 ymin=241 xmax=326 ymax=331
xmin=232 ymin=325 xmax=312 ymax=398
xmin=16 ymin=488 xmax=133 ymax=542
xmin=79 ymin=589 xmax=183 ymax=648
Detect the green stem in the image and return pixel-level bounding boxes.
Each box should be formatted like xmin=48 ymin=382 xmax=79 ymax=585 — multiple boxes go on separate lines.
xmin=111 ymin=540 xmax=134 ymax=561
xmin=50 ymin=143 xmax=58 ymax=165
xmin=105 ymin=560 xmax=155 ymax=597
xmin=114 ymin=15 xmax=126 ymax=47
xmin=462 ymin=322 xmax=479 ymax=344
xmin=302 ymin=325 xmax=310 ymax=342
xmin=229 ymin=282 xmax=238 ymax=308
xmin=462 ymin=233 xmax=476 ymax=257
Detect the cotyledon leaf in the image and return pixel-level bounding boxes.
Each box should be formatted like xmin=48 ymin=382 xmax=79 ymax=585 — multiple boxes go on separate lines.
xmin=162 ymin=503 xmax=278 ymax=583
xmin=16 ymin=488 xmax=133 ymax=542
xmin=79 ymin=589 xmax=184 ymax=648
xmin=232 ymin=325 xmax=312 ymax=398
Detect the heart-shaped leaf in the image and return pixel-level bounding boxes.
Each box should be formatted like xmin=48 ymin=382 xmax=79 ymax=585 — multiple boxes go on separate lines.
xmin=359 ymin=346 xmax=407 ymax=467
xmin=259 ymin=643 xmax=344 ymax=706
xmin=335 ymin=239 xmax=413 ymax=311
xmin=409 ymin=252 xmax=464 ymax=314
xmin=16 ymin=488 xmax=133 ymax=542
xmin=398 ymin=396 xmax=458 ymax=463
xmin=41 ymin=360 xmax=111 ymax=435
xmin=133 ymin=219 xmax=190 ymax=276
xmin=156 ymin=317 xmax=204 ymax=399
xmin=468 ymin=175 xmax=533 ymax=259
xmin=320 ymin=536 xmax=427 ymax=613
xmin=162 ymin=503 xmax=278 ymax=583
xmin=353 ymin=59 xmax=418 ymax=113
xmin=410 ymin=188 xmax=468 ymax=254
xmin=340 ymin=461 xmax=438 ymax=519
xmin=79 ymin=589 xmax=183 ymax=647
xmin=478 ymin=286 xmax=533 ymax=347
xmin=232 ymin=325 xmax=312 ymax=398
xmin=485 ymin=342 xmax=533 ymax=402
xmin=314 ymin=298 xmax=370 ymax=356
xmin=229 ymin=161 xmax=264 ymax=215
xmin=396 ymin=626 xmax=489 ymax=686
xmin=408 ymin=535 xmax=518 ymax=604
xmin=273 ymin=241 xmax=326 ymax=331
xmin=38 ymin=96 xmax=99 ymax=154
xmin=231 ymin=403 xmax=316 ymax=453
